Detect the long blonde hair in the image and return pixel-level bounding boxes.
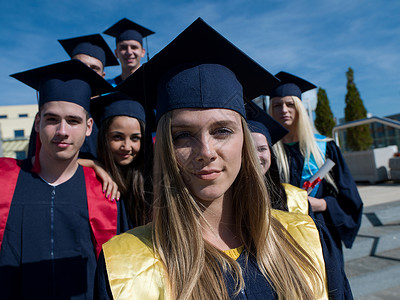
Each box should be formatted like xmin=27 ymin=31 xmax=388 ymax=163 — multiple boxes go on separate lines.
xmin=153 ymin=110 xmax=323 ymax=299
xmin=270 ymin=96 xmax=337 ymax=190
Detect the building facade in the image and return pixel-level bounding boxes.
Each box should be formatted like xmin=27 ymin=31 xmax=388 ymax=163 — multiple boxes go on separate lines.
xmin=336 ymin=113 xmax=400 ymax=152
xmin=0 ymin=104 xmax=37 ymax=159
xmin=370 ymin=113 xmax=400 ymax=149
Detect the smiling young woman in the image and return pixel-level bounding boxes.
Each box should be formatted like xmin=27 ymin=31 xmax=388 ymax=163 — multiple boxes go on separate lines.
xmin=90 ymin=92 xmax=149 ymax=228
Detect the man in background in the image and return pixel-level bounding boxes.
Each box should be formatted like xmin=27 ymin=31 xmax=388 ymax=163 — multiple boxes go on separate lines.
xmin=104 ymin=18 xmax=154 ymax=86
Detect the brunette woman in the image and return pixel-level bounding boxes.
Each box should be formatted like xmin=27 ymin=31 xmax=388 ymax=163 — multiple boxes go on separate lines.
xmin=87 ymin=91 xmax=149 ymax=228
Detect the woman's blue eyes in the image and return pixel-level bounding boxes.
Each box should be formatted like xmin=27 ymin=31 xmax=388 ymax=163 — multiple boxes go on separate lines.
xmin=214 ymin=128 xmax=233 ymax=136
xmin=273 ymin=102 xmax=294 ymax=108
xmin=173 ymin=128 xmax=233 ymax=141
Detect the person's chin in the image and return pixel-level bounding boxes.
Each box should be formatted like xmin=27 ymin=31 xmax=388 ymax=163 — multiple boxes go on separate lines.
xmin=117 ymin=158 xmax=133 ymax=166
xmin=53 ymin=152 xmax=77 ymax=161
xmin=125 ymin=60 xmax=138 ymax=67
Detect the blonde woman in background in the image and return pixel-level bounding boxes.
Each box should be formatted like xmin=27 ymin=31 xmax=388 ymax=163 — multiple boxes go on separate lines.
xmin=269 ymin=71 xmax=363 ymax=294
xmin=247 ymin=100 xmax=354 ymax=299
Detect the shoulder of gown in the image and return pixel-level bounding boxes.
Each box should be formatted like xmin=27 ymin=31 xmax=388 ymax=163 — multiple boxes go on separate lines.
xmin=101 ymin=223 xmax=169 ymax=300
xmin=321 ymin=141 xmax=364 ymax=248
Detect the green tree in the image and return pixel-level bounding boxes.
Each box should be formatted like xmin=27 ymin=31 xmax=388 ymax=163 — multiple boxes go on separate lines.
xmin=344 ymin=67 xmax=373 ymax=151
xmin=315 ymin=87 xmax=336 ymax=137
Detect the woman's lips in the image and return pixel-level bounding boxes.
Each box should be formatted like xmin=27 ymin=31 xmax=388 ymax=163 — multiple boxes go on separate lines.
xmin=194 ymin=170 xmax=221 ymax=180
xmin=118 ymin=153 xmax=131 ymax=159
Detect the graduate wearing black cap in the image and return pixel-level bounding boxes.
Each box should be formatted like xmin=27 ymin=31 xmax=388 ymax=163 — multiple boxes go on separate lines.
xmin=87 ymin=91 xmax=150 ymax=228
xmin=247 ymin=100 xmax=355 ymax=300
xmin=58 ymin=34 xmax=119 ymax=161
xmin=59 ymin=33 xmax=119 ymax=78
xmin=0 ymin=60 xmax=128 ymax=299
xmin=269 ymin=71 xmax=362 ymax=298
xmin=26 ymin=34 xmax=120 ymax=161
xmin=246 ymin=100 xmax=288 ymax=173
xmin=97 ymin=18 xmax=330 ymax=300
xmin=104 ymin=18 xmax=154 ymax=86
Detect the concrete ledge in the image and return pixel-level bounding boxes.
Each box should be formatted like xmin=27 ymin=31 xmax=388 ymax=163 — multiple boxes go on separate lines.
xmin=343 ymin=145 xmax=398 ymax=183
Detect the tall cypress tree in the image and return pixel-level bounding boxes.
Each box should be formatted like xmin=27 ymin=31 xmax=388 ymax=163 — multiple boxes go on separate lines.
xmin=315 ymin=87 xmax=336 ymax=137
xmin=344 ymin=67 xmax=372 ymax=151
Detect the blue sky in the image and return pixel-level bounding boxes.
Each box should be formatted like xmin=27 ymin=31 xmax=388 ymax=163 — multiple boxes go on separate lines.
xmin=1 ymin=0 xmax=399 ymax=121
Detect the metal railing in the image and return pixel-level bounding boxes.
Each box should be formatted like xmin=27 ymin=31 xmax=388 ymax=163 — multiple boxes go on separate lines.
xmin=332 ymin=116 xmax=400 ymax=147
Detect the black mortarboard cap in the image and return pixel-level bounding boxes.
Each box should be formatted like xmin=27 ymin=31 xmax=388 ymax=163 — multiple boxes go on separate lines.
xmin=268 ymin=71 xmax=317 ymax=100
xmin=58 ymin=34 xmax=119 ymax=67
xmin=117 ymin=17 xmax=280 ymax=124
xmin=10 ymin=60 xmax=114 ymax=112
xmin=90 ymin=91 xmax=146 ymax=128
xmin=104 ymin=18 xmax=155 ymax=45
xmin=246 ymin=100 xmax=288 ymax=145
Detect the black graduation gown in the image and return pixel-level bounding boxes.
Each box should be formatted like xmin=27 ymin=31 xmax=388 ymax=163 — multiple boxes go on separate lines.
xmin=225 ymin=251 xmax=277 ymax=300
xmin=227 ymin=246 xmax=353 ymax=299
xmin=312 ymin=214 xmax=354 ymax=299
xmin=284 ymin=141 xmax=363 ymax=251
xmin=0 ymin=159 xmax=129 ymax=300
xmin=96 ymin=249 xmax=277 ymax=300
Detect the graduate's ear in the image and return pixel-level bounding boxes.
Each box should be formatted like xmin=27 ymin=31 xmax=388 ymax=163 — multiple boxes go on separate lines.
xmin=34 ymin=112 xmax=41 ymax=133
xmin=86 ymin=117 xmax=93 ymax=137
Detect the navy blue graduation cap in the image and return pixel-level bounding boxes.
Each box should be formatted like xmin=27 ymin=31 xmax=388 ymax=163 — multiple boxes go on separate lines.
xmin=90 ymin=91 xmax=146 ymax=128
xmin=104 ymin=18 xmax=155 ymax=45
xmin=268 ymin=71 xmax=317 ymax=100
xmin=58 ymin=34 xmax=119 ymax=67
xmin=246 ymin=100 xmax=288 ymax=145
xmin=10 ymin=60 xmax=114 ymax=112
xmin=117 ymin=17 xmax=280 ymax=124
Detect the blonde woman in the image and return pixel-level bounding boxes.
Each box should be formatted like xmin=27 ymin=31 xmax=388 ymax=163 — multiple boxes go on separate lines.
xmin=97 ymin=19 xmax=327 ymax=300
xmin=247 ymin=101 xmax=354 ymax=299
xmin=269 ymin=72 xmax=363 ymax=265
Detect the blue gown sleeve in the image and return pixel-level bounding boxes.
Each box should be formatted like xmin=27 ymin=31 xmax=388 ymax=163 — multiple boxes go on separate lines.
xmin=317 ymin=141 xmax=363 ymax=249
xmin=310 ymin=210 xmax=354 ymax=299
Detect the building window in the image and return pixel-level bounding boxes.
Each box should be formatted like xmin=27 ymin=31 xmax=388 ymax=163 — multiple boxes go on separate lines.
xmin=14 ymin=130 xmax=25 ymax=138
xmin=15 ymin=151 xmax=26 ymax=160
xmin=19 ymin=114 xmax=28 ymax=118
xmin=0 ymin=115 xmax=7 ymax=119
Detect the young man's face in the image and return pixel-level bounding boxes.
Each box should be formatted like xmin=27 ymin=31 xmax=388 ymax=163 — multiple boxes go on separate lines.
xmin=115 ymin=40 xmax=145 ymax=73
xmin=35 ymin=101 xmax=93 ymax=162
xmin=73 ymin=54 xmax=105 ymax=78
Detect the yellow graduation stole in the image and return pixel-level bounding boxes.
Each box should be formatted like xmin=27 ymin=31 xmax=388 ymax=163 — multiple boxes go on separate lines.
xmin=103 ymin=211 xmax=327 ymax=299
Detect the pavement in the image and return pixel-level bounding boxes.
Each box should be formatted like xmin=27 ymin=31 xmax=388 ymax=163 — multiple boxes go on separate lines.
xmin=344 ymin=181 xmax=400 ymax=299
xmin=357 ymin=182 xmax=400 ymax=207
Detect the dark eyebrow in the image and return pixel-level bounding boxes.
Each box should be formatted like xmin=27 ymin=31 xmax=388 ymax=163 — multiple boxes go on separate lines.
xmin=110 ymin=131 xmax=124 ymax=135
xmin=43 ymin=112 xmax=83 ymax=122
xmin=110 ymin=131 xmax=141 ymax=136
xmin=43 ymin=112 xmax=58 ymax=118
xmin=213 ymin=120 xmax=240 ymax=128
xmin=67 ymin=115 xmax=84 ymax=121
